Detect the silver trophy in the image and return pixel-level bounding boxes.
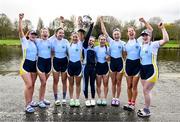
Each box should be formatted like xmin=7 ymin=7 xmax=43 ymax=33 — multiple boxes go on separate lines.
xmin=78 ymin=15 xmax=92 ymax=31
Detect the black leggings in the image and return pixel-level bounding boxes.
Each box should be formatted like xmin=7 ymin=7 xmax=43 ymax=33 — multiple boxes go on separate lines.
xmin=83 ymin=65 xmax=96 ymax=99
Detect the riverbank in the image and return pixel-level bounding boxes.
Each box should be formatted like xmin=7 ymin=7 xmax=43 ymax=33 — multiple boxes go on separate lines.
xmin=0 ymin=39 xmax=179 ymax=48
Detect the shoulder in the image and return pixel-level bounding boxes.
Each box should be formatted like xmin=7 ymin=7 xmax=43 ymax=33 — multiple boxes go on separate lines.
xmin=94 ymin=46 xmax=99 ymax=50
xmin=35 ymin=38 xmax=41 ymax=44
xmin=151 ymin=41 xmax=160 ymax=48
xmin=64 ymin=39 xmax=69 ymax=43
xmin=120 ymin=40 xmax=126 ymax=45
xmin=20 ymin=36 xmax=27 ymax=42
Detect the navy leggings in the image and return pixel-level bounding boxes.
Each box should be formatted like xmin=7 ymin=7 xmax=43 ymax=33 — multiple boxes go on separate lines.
xmin=83 ymin=65 xmax=96 ymax=99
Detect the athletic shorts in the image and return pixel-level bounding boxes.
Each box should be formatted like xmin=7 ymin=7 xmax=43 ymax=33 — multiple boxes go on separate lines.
xmin=20 ymin=59 xmax=37 ymax=75
xmin=53 ymin=57 xmax=68 ymax=72
xmin=37 ymin=57 xmax=52 ymax=74
xmin=110 ymin=57 xmax=123 ymax=73
xmin=96 ymin=62 xmax=109 ymax=75
xmin=140 ymin=64 xmax=159 ymax=83
xmin=125 ymin=59 xmax=140 ymax=77
xmin=67 ymin=61 xmax=82 ymax=77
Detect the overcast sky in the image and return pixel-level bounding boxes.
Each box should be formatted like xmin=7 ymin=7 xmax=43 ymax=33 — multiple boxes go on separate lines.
xmin=0 ymin=0 xmax=179 ymax=28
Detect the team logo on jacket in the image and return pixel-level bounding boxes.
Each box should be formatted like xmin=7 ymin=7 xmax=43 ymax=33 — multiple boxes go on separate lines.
xmin=118 ymin=46 xmax=121 ymax=49
xmin=145 ymin=50 xmax=148 ymax=53
xmin=62 ymin=46 xmax=65 ymax=48
xmin=136 ymin=46 xmax=139 ymax=49
xmin=76 ymin=49 xmax=79 ymax=51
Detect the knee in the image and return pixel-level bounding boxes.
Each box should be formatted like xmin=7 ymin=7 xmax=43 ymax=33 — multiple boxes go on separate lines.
xmin=117 ymin=81 xmax=121 ymax=87
xmin=41 ymin=81 xmax=46 ymax=87
xmin=104 ymin=83 xmax=108 ymax=88
xmin=53 ymin=80 xmax=58 ymax=85
xmin=76 ymin=84 xmax=80 ymax=88
xmin=143 ymin=88 xmax=149 ymax=95
xmin=26 ymin=83 xmax=33 ymax=90
xmin=32 ymin=82 xmax=35 ymax=88
xmin=133 ymin=86 xmax=138 ymax=91
xmin=69 ymin=83 xmax=74 ymax=87
xmin=112 ymin=82 xmax=116 ymax=86
xmin=127 ymin=84 xmax=132 ymax=90
xmin=96 ymin=85 xmax=100 ymax=89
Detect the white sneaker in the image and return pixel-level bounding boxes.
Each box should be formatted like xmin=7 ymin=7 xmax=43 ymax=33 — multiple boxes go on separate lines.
xmin=54 ymin=100 xmax=61 ymax=106
xmin=129 ymin=105 xmax=135 ymax=111
xmin=102 ymin=99 xmax=107 ymax=106
xmin=62 ymin=99 xmax=67 ymax=104
xmin=96 ymin=99 xmax=102 ymax=105
xmin=90 ymin=99 xmax=96 ymax=106
xmin=75 ymin=99 xmax=80 ymax=107
xmin=85 ymin=100 xmax=91 ymax=107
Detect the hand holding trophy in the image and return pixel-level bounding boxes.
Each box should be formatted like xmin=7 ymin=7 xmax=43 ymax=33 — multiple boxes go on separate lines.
xmin=77 ymin=15 xmax=92 ymax=31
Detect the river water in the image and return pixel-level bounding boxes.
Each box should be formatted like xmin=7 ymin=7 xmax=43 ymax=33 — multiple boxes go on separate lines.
xmin=0 ymin=46 xmax=180 ymax=75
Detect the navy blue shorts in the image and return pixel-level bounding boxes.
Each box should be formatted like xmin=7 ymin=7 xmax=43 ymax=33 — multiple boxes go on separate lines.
xmin=67 ymin=61 xmax=82 ymax=77
xmin=96 ymin=62 xmax=109 ymax=75
xmin=53 ymin=57 xmax=68 ymax=72
xmin=110 ymin=57 xmax=123 ymax=72
xmin=125 ymin=59 xmax=140 ymax=77
xmin=37 ymin=57 xmax=52 ymax=74
xmin=140 ymin=64 xmax=154 ymax=80
xmin=23 ymin=59 xmax=37 ymax=73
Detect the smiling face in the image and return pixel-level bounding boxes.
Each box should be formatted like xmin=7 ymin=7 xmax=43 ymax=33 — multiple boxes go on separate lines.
xmin=88 ymin=37 xmax=95 ymax=47
xmin=56 ymin=28 xmax=64 ymax=40
xmin=113 ymin=30 xmax=121 ymax=40
xmin=127 ymin=27 xmax=136 ymax=40
xmin=41 ymin=28 xmax=49 ymax=39
xmin=71 ymin=32 xmax=79 ymax=43
xmin=26 ymin=31 xmax=37 ymax=41
xmin=142 ymin=34 xmax=151 ymax=44
xmin=28 ymin=33 xmax=37 ymax=41
xmin=98 ymin=35 xmax=106 ymax=47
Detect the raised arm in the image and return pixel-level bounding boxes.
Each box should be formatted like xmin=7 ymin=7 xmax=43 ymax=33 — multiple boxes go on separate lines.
xmin=18 ymin=13 xmax=25 ymax=38
xmin=158 ymin=23 xmax=169 ymax=46
xmin=139 ymin=17 xmax=153 ymax=32
xmin=99 ymin=16 xmax=108 ymax=36
xmin=83 ymin=22 xmax=94 ymax=48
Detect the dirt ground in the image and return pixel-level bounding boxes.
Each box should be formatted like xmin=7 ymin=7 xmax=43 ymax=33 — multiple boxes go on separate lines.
xmin=0 ymin=72 xmax=180 ymax=121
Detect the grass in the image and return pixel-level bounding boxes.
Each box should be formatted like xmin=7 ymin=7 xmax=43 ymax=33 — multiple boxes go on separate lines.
xmin=0 ymin=39 xmax=20 ymax=46
xmin=162 ymin=40 xmax=180 ymax=48
xmin=0 ymin=39 xmax=179 ymax=48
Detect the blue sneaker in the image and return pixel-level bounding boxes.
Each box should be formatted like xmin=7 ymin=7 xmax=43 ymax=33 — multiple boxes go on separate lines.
xmin=43 ymin=99 xmax=50 ymax=105
xmin=25 ymin=105 xmax=35 ymax=113
xmin=39 ymin=101 xmax=46 ymax=108
xmin=30 ymin=101 xmax=38 ymax=107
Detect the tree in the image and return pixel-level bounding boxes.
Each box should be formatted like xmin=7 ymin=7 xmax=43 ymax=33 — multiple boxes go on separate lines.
xmin=0 ymin=13 xmax=13 ymax=39
xmin=49 ymin=17 xmax=75 ymax=40
xmin=12 ymin=20 xmax=19 ymax=39
xmin=70 ymin=15 xmax=77 ymax=29
xmin=36 ymin=17 xmax=44 ymax=36
xmin=174 ymin=19 xmax=180 ymax=46
xmin=22 ymin=19 xmax=33 ymax=35
xmin=92 ymin=16 xmax=122 ymax=39
xmin=148 ymin=17 xmax=163 ymax=40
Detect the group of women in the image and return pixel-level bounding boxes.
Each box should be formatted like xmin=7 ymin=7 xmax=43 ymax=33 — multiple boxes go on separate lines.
xmin=19 ymin=13 xmax=169 ymax=117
